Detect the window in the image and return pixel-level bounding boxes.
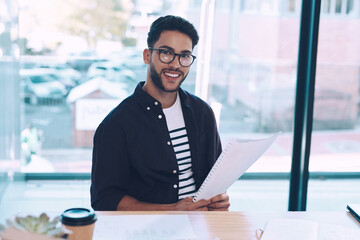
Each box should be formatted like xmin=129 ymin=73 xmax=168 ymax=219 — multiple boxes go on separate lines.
xmin=335 ymin=0 xmax=343 ymax=13
xmin=321 ymin=0 xmax=358 ymax=16
xmin=15 ymin=0 xmax=201 ymax=174
xmin=0 ymin=0 xmax=359 ymax=212
xmin=307 ymin=2 xmax=360 ymax=210
xmin=215 ymin=0 xmax=232 ymax=11
xmin=287 ymin=0 xmax=297 ymax=12
xmin=346 ymin=0 xmax=354 ymax=14
xmin=240 ymin=0 xmax=280 ymax=15
xmin=322 ymin=0 xmax=332 ymax=14
xmin=280 ymin=0 xmax=301 ymax=15
xmin=205 ymin=0 xmax=300 ymax=210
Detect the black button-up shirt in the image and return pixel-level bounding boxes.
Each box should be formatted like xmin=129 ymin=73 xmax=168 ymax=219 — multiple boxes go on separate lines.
xmin=91 ymin=82 xmax=222 ymax=210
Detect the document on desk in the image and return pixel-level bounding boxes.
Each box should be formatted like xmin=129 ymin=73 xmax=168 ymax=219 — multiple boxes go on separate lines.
xmin=261 ymin=218 xmax=360 ymax=240
xmin=261 ymin=218 xmax=318 ymax=240
xmin=193 ymin=132 xmax=280 ymax=201
xmin=318 ymin=223 xmax=360 ymax=240
xmin=93 ymin=215 xmax=198 ymax=240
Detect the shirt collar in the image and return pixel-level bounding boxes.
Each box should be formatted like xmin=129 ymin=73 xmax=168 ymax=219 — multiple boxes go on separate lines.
xmin=133 ymin=81 xmax=190 ymax=109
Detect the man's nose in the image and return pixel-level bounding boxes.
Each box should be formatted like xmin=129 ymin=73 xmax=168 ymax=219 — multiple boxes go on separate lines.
xmin=168 ymin=55 xmax=182 ymax=68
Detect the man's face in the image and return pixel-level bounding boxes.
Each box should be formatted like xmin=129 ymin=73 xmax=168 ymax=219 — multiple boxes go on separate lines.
xmin=147 ymin=30 xmax=193 ymax=93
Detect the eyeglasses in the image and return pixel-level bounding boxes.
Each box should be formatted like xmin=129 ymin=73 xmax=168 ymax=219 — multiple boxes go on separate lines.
xmin=149 ymin=47 xmax=196 ymax=67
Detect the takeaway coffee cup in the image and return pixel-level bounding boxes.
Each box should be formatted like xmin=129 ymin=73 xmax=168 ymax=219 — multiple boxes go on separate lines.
xmin=61 ymin=208 xmax=97 ymax=240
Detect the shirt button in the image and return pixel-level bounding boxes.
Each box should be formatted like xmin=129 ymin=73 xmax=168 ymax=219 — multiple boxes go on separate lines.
xmin=173 ymin=184 xmax=178 ymax=189
xmin=154 ymin=101 xmax=159 ymax=105
xmin=146 ymin=107 xmax=150 ymax=110
xmin=158 ymin=115 xmax=162 ymax=119
xmin=173 ymin=170 xmax=177 ymax=174
xmin=167 ymin=141 xmax=171 ymax=145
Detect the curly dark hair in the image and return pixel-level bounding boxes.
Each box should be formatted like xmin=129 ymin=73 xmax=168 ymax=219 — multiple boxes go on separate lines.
xmin=147 ymin=15 xmax=199 ymax=49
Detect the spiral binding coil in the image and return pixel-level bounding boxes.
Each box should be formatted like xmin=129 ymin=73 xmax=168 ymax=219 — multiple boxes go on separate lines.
xmin=193 ymin=139 xmax=234 ymax=202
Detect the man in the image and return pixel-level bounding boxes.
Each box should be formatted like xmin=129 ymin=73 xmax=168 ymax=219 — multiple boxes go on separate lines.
xmin=91 ymin=15 xmax=230 ymax=211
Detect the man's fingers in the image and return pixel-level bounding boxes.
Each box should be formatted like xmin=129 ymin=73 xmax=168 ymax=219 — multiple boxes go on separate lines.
xmin=195 ymin=199 xmax=210 ymax=207
xmin=208 ymin=206 xmax=229 ymax=211
xmin=209 ymin=193 xmax=229 ymax=203
xmin=195 ymin=206 xmax=209 ymax=211
xmin=209 ymin=195 xmax=222 ymax=202
xmin=208 ymin=201 xmax=230 ymax=209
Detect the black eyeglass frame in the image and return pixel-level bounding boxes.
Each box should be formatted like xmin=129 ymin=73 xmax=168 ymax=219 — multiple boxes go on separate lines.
xmin=148 ymin=47 xmax=196 ymax=67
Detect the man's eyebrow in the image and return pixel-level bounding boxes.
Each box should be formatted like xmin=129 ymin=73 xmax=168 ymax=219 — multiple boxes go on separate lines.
xmin=158 ymin=45 xmax=192 ymax=54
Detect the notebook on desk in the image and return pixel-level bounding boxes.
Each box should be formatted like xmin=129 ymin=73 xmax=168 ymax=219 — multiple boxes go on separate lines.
xmin=347 ymin=204 xmax=360 ymax=223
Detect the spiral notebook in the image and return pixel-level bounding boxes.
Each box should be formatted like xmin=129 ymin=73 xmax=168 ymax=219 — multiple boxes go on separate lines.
xmin=193 ymin=132 xmax=280 ymax=201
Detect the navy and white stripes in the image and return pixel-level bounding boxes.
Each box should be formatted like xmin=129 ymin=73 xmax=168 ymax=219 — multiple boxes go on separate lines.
xmin=163 ymin=93 xmax=196 ymax=200
xmin=169 ymin=127 xmax=196 ymax=199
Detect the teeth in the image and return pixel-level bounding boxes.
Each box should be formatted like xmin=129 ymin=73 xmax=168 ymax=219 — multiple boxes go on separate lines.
xmin=164 ymin=72 xmax=180 ymax=78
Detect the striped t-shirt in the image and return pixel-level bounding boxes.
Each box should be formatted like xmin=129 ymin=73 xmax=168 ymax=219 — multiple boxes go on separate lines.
xmin=163 ymin=93 xmax=196 ymax=199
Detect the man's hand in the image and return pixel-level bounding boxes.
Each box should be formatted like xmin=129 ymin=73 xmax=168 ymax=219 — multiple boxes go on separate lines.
xmin=207 ymin=193 xmax=230 ymax=211
xmin=173 ymin=197 xmax=210 ymax=211
xmin=117 ymin=195 xmax=209 ymax=211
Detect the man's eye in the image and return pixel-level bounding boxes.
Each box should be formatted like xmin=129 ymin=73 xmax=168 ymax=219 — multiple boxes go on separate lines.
xmin=181 ymin=54 xmax=191 ymax=59
xmin=160 ymin=50 xmax=173 ymax=55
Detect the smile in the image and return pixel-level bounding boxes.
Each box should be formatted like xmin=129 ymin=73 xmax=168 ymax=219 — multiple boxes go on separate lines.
xmin=164 ymin=71 xmax=181 ymax=78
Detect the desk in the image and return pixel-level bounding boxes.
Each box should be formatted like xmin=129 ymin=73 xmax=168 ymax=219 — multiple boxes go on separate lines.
xmin=96 ymin=211 xmax=360 ymax=239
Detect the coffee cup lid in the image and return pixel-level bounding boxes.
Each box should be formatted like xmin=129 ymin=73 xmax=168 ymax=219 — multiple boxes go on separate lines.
xmin=61 ymin=208 xmax=97 ymax=226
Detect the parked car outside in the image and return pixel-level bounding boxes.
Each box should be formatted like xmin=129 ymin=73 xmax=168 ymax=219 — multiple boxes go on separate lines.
xmin=25 ymin=68 xmax=77 ymax=92
xmin=20 ymin=79 xmax=36 ymax=105
xmin=87 ymin=61 xmax=136 ymax=84
xmin=37 ymin=63 xmax=82 ymax=85
xmin=106 ymin=48 xmax=147 ymax=70
xmin=20 ymin=69 xmax=68 ymax=105
xmin=66 ymin=51 xmax=101 ymax=72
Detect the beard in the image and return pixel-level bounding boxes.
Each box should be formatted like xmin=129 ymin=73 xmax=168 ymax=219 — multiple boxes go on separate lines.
xmin=149 ymin=61 xmax=188 ymax=93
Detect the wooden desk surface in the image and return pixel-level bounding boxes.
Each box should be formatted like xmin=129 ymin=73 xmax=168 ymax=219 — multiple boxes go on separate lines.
xmin=96 ymin=211 xmax=360 ymax=240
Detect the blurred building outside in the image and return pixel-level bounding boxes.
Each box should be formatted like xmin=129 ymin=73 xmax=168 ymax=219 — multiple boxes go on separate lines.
xmin=67 ymin=77 xmax=128 ymax=147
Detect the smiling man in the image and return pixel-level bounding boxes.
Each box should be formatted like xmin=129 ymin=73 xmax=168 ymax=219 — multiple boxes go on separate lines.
xmin=91 ymin=15 xmax=230 ymax=211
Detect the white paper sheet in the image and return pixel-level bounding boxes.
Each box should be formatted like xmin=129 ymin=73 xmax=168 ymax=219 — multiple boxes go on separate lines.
xmin=318 ymin=223 xmax=360 ymax=240
xmin=193 ymin=133 xmax=280 ymax=201
xmin=261 ymin=218 xmax=318 ymax=240
xmin=261 ymin=218 xmax=360 ymax=240
xmin=93 ymin=215 xmax=198 ymax=240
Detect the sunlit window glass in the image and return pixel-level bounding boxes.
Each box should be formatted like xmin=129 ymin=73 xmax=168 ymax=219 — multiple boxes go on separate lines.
xmin=307 ymin=0 xmax=360 ymax=210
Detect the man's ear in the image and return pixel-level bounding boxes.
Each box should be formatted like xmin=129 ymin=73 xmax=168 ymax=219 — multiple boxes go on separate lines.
xmin=143 ymin=49 xmax=150 ymax=64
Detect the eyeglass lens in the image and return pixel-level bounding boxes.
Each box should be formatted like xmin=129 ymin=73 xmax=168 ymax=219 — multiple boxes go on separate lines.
xmin=159 ymin=51 xmax=193 ymax=67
